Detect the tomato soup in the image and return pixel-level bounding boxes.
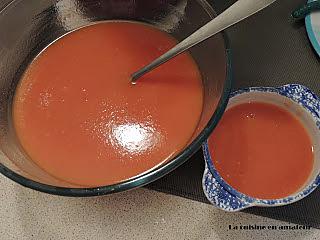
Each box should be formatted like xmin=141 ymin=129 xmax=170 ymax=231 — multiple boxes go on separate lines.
xmin=13 ymin=21 xmax=203 ymax=187
xmin=208 ymin=102 xmax=314 ymax=199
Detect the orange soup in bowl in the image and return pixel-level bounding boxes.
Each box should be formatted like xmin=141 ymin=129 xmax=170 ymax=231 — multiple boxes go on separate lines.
xmin=208 ymin=102 xmax=314 ymax=199
xmin=13 ymin=21 xmax=203 ymax=187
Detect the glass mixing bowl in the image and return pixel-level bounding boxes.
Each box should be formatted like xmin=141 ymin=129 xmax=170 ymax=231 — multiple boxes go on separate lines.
xmin=0 ymin=0 xmax=232 ymax=196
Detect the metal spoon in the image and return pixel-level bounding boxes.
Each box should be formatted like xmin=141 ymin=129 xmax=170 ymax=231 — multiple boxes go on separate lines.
xmin=131 ymin=0 xmax=277 ymax=84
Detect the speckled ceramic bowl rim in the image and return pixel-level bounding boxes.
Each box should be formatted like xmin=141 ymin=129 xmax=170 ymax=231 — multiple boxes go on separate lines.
xmin=203 ymin=84 xmax=320 ymax=207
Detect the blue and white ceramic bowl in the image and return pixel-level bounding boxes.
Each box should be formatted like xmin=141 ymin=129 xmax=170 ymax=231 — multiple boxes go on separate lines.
xmin=202 ymin=84 xmax=320 ymax=212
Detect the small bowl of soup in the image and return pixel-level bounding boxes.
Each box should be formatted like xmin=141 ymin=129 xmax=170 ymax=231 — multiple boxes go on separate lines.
xmin=0 ymin=0 xmax=232 ymax=195
xmin=202 ymin=84 xmax=320 ymax=211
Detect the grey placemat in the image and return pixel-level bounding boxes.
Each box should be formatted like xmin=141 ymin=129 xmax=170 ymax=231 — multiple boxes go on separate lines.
xmin=147 ymin=0 xmax=320 ymax=229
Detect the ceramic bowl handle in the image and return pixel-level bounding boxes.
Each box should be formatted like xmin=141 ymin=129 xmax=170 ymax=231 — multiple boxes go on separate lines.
xmin=202 ymin=164 xmax=252 ymax=212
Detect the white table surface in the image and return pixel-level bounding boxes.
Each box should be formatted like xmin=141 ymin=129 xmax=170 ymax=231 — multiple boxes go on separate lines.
xmin=0 ymin=174 xmax=319 ymax=240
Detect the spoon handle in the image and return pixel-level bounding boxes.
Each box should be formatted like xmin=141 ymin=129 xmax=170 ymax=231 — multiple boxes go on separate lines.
xmin=131 ymin=0 xmax=277 ymax=83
